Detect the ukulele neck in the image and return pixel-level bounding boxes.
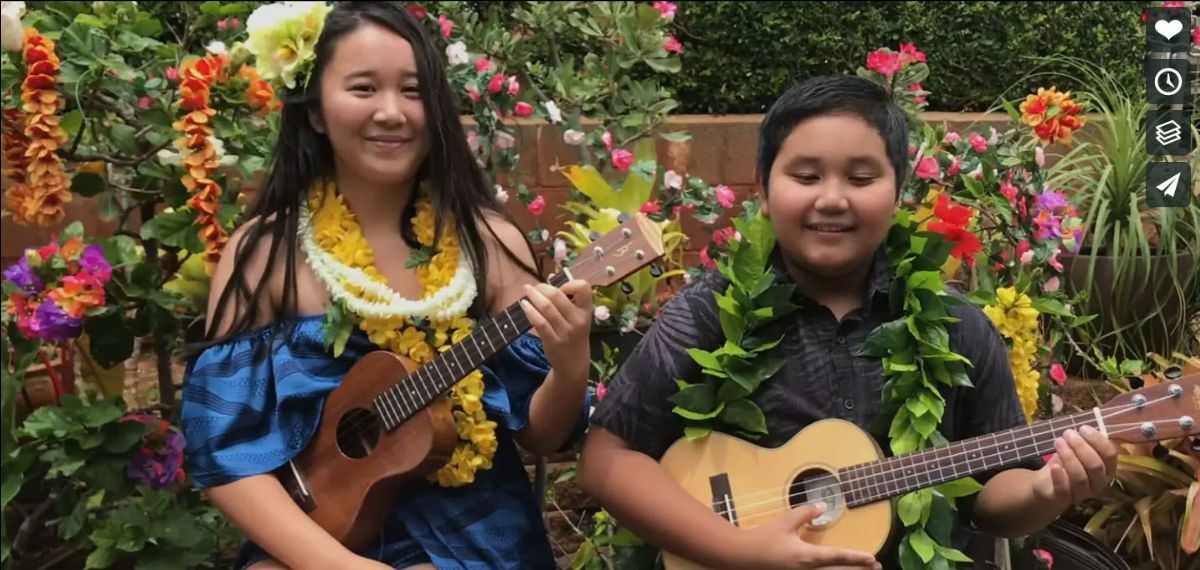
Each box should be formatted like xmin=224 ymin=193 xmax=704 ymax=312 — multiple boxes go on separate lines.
xmin=368 ymin=272 xmax=571 ymax=432
xmin=841 ymin=410 xmax=1097 ymax=507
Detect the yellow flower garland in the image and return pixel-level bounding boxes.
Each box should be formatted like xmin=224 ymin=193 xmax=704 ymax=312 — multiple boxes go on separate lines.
xmin=306 ymin=180 xmax=499 ymax=487
xmin=983 ymin=286 xmax=1041 ymax=423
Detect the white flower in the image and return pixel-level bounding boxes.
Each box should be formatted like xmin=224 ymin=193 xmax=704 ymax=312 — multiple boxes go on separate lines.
xmin=553 ymin=238 xmax=567 ymax=262
xmin=563 ymin=129 xmax=585 ymax=146
xmin=1035 ymin=146 xmax=1045 ymax=168
xmin=543 ymin=100 xmax=562 ymax=124
xmin=206 ymin=40 xmax=228 ymax=56
xmin=209 ymin=135 xmax=238 ymax=167
xmin=1 ymin=1 xmax=25 ymax=52
xmin=157 ymin=147 xmax=183 ymax=167
xmin=663 ymin=170 xmax=683 ymax=190
xmin=445 ymin=41 xmax=469 ymax=66
xmin=593 ymin=305 xmax=610 ymax=322
xmin=494 ymin=184 xmax=509 ymax=204
xmin=540 ymin=229 xmax=550 ymax=242
xmin=494 ymin=131 xmax=515 ymax=150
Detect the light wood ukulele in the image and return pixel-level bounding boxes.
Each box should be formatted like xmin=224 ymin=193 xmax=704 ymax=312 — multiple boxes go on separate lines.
xmin=659 ymin=370 xmax=1200 ymax=570
xmin=276 ymin=213 xmax=665 ymax=550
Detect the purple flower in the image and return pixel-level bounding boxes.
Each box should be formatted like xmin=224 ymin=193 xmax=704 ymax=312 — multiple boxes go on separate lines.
xmin=3 ymin=258 xmax=43 ymax=294
xmin=1035 ymin=190 xmax=1070 ymax=214
xmin=79 ymin=245 xmax=112 ymax=281
xmin=126 ymin=430 xmax=186 ymax=488
xmin=32 ymin=299 xmax=82 ymax=342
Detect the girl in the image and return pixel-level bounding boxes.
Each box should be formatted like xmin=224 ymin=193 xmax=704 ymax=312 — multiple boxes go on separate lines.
xmin=180 ymin=3 xmax=593 ymax=569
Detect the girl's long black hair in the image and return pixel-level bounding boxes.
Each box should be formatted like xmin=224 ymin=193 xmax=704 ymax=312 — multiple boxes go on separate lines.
xmin=205 ymin=1 xmax=538 ymax=343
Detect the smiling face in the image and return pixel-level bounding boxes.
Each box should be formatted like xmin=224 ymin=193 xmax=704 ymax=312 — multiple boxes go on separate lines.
xmin=310 ymin=21 xmax=430 ymax=187
xmin=760 ymin=113 xmax=897 ymax=279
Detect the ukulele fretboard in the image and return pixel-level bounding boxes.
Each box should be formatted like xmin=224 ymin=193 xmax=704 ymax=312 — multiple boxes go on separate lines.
xmin=840 ymin=410 xmax=1097 ymax=507
xmin=369 ymin=273 xmax=570 ymax=431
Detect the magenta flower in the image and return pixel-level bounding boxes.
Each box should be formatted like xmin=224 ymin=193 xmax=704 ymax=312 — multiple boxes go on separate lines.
xmin=127 ymin=430 xmax=186 ymax=489
xmin=3 ymin=258 xmax=43 ymax=294
xmin=866 ymin=49 xmax=902 ymax=78
xmin=968 ymin=132 xmax=988 ymax=153
xmin=611 ymin=149 xmax=635 ymax=172
xmin=32 ymin=299 xmax=82 ymax=343
xmin=527 ymin=195 xmax=546 ymax=217
xmin=914 ymin=156 xmax=940 ymax=180
xmin=79 ymin=244 xmax=112 ymax=282
xmin=714 ymin=185 xmax=736 ymax=209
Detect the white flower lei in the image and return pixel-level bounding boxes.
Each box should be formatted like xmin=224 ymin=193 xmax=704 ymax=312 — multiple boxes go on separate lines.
xmin=297 ymin=198 xmax=478 ymax=322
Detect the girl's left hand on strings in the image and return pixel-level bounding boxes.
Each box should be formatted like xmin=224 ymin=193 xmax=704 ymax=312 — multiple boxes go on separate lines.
xmin=520 ymin=280 xmax=593 ymax=377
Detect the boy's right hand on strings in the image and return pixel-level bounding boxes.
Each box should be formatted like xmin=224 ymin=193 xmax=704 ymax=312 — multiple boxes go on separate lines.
xmin=732 ymin=503 xmax=882 ymax=570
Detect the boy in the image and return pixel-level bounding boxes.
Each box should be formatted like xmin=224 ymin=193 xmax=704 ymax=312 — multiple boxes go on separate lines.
xmin=577 ymin=76 xmax=1118 ymax=570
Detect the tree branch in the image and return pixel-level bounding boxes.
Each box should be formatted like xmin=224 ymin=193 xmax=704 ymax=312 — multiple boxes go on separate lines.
xmin=59 ymin=138 xmax=172 ymax=167
xmin=11 ymin=490 xmax=57 ymax=558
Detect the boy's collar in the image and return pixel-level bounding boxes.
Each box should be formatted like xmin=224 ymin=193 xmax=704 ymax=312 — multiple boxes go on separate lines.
xmin=767 ymin=246 xmax=892 ymax=308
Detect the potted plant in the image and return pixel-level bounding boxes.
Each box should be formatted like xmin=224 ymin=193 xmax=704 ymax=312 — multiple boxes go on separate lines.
xmin=1037 ymin=56 xmax=1200 ymax=377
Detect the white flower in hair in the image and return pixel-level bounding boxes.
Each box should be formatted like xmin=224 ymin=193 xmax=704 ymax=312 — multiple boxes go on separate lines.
xmin=1 ymin=1 xmax=26 ymax=52
xmin=245 ymin=1 xmax=333 ymax=89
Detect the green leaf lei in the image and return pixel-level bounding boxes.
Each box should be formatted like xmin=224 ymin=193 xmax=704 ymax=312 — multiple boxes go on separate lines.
xmin=672 ymin=205 xmax=983 ymax=568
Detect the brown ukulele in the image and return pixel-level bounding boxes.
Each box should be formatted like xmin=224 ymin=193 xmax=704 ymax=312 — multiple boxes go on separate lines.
xmin=277 ymin=213 xmax=665 ymax=549
xmin=659 ymin=370 xmax=1200 ymax=570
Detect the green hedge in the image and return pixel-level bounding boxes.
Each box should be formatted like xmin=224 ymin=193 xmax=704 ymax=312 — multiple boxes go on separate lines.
xmin=667 ymin=1 xmax=1149 ymax=113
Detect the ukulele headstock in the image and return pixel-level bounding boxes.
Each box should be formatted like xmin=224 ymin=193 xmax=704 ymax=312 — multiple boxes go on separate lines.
xmin=557 ymin=213 xmax=666 ymax=288
xmin=1100 ymin=371 xmax=1199 ymax=443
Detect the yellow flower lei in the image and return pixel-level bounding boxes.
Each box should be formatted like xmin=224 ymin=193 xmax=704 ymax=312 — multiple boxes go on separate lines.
xmin=306 ymin=180 xmax=499 ymax=487
xmin=983 ymin=286 xmax=1041 ymax=423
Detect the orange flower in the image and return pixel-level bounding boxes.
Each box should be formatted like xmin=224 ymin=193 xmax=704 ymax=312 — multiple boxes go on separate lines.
xmin=173 ymin=57 xmax=228 ymax=264
xmin=1019 ymin=87 xmax=1086 ymax=146
xmin=1 ymin=109 xmax=31 ymax=183
xmin=48 ymin=273 xmax=107 ymax=318
xmin=238 ymin=65 xmax=281 ymax=113
xmin=4 ymin=28 xmax=70 ymax=227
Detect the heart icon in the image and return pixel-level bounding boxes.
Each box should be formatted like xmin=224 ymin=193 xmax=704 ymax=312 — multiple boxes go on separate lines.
xmin=1155 ymin=19 xmax=1183 ymax=40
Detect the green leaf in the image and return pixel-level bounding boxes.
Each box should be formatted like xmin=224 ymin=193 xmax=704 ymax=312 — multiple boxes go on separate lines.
xmin=1031 ymin=297 xmax=1072 ymax=317
xmin=908 ymin=271 xmax=942 ymax=292
xmin=140 ymin=209 xmax=203 ymax=252
xmin=909 ymin=529 xmax=936 ymax=562
xmin=74 ymin=13 xmax=106 ymax=27
xmin=898 ymin=492 xmax=922 ymax=526
xmin=110 ymin=123 xmax=139 ymax=155
xmin=934 ymin=477 xmax=983 ymax=499
xmin=61 ymin=498 xmax=89 ymax=540
xmin=404 ymin=246 xmax=435 ymax=269
xmin=101 ymin=235 xmax=141 ymax=268
xmin=938 ymin=545 xmax=973 ymax=563
xmin=61 ymin=109 xmax=84 ymax=137
xmin=719 ymin=398 xmax=767 ymax=436
xmin=683 ymin=426 xmax=711 ymax=441
xmin=685 ymin=348 xmax=722 ymax=373
xmin=859 ymin=319 xmax=910 ymax=358
xmin=85 ymin=545 xmax=119 ymax=569
xmin=659 ymin=131 xmax=692 ymax=142
xmin=322 ymin=301 xmax=354 ymax=358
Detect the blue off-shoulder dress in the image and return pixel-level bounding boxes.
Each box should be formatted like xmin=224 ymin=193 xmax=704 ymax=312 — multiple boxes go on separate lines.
xmin=179 ymin=315 xmax=589 ymax=569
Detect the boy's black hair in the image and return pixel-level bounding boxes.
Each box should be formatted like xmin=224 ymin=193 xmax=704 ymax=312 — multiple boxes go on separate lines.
xmin=755 ymin=75 xmax=910 ymax=197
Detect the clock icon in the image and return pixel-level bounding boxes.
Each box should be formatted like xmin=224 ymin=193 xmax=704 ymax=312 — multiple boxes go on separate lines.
xmin=1146 ymin=58 xmax=1191 ymax=104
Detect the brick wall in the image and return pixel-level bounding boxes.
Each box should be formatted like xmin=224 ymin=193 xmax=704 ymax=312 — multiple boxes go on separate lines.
xmin=0 ymin=112 xmax=1079 ymax=268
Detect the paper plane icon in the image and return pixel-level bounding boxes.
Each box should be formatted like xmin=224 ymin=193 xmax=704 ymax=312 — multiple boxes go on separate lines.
xmin=1157 ymin=172 xmax=1181 ymax=197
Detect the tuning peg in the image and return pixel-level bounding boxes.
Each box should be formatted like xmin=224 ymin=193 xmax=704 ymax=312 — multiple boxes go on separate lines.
xmin=1164 ymin=365 xmax=1183 ymax=380
xmin=589 ymin=231 xmax=600 ymax=242
xmin=1128 ymin=375 xmax=1144 ymax=389
xmin=1192 ymin=437 xmax=1200 ymax=453
xmin=1152 ymin=443 xmax=1169 ymax=460
xmin=618 ymin=213 xmax=630 ymax=223
xmin=620 ymin=281 xmax=634 ymax=295
xmin=649 ymin=263 xmax=663 ymax=278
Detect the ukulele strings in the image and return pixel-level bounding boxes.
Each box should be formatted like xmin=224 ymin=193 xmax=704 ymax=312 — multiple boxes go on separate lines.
xmin=722 ymin=417 xmax=1187 ymax=527
xmin=320 ymin=251 xmax=608 ymax=459
xmin=707 ymin=390 xmax=1187 ymax=514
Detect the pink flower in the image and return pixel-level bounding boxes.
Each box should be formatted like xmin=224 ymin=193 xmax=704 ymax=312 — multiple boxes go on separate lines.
xmin=699 ymin=247 xmax=716 ymax=270
xmin=944 ymin=131 xmax=962 ymax=144
xmin=908 ymin=83 xmax=926 ymax=104
xmin=1048 ymin=250 xmax=1063 ymax=272
xmin=968 ymin=132 xmax=988 ymax=153
xmin=553 ymin=238 xmax=568 ymax=262
xmin=1193 ymin=27 xmax=1200 ymax=46
xmin=663 ymin=34 xmax=683 ymax=53
xmin=438 ymin=14 xmax=453 ymax=39
xmin=1020 ymin=250 xmax=1035 ymax=265
xmin=514 ymin=102 xmax=534 ymax=117
xmin=475 ymin=57 xmax=493 ymax=72
xmin=1033 ymin=548 xmax=1054 ymax=569
xmin=712 ymin=226 xmax=737 ymax=247
xmin=611 ymin=149 xmax=634 ymax=172
xmin=1000 ymin=182 xmax=1019 ymax=206
xmin=601 ymin=131 xmax=613 ymax=151
xmin=166 ymin=67 xmax=179 ymax=82
xmin=594 ymin=305 xmax=610 ymax=323
xmin=137 ymin=96 xmax=153 ymax=110
xmin=653 ymin=1 xmax=677 ymax=20
xmin=217 ymin=18 xmax=228 ymax=31
xmin=528 ymin=195 xmax=546 ymax=216
xmin=1049 ymin=363 xmax=1067 ymax=386
xmin=946 ymin=156 xmax=962 ymax=177
xmin=908 ymin=145 xmax=917 ymax=156
xmin=898 ymin=43 xmax=926 ymax=65
xmin=596 ymin=382 xmax=608 ymax=401
xmin=639 ymin=202 xmax=661 ymax=215
xmin=714 ymin=185 xmax=735 ymax=209
xmin=487 ymin=73 xmax=506 ymax=95
xmin=506 ymin=75 xmax=520 ymax=95
xmin=1163 ymin=1 xmax=1185 ymax=7
xmin=1035 ymin=146 xmax=1046 ymax=168
xmin=465 ymin=83 xmax=481 ymax=102
xmin=866 ymin=49 xmax=902 ymax=78
xmin=915 ymin=156 xmax=940 ymax=180
xmin=494 ymin=131 xmax=515 ymax=150
xmin=1044 ymin=276 xmax=1060 ymax=293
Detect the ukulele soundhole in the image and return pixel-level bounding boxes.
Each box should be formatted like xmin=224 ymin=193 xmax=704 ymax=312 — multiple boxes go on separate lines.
xmin=788 ymin=468 xmax=844 ymax=526
xmin=335 ymin=408 xmax=381 ymax=459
